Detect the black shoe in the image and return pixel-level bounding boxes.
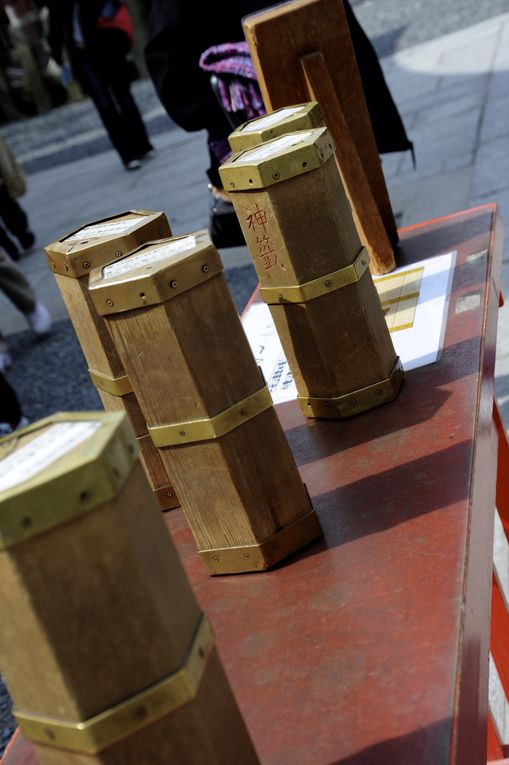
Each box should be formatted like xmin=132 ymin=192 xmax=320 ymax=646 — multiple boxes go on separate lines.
xmin=208 ymin=186 xmax=245 ymax=249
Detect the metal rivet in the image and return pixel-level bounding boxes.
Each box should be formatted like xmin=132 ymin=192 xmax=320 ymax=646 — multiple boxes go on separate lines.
xmin=128 ymin=444 xmax=135 ymax=454
xmin=302 ymin=161 xmax=308 ymax=168
xmin=166 ymin=491 xmax=174 ymax=498
xmin=320 ymin=151 xmax=325 ymax=158
xmin=51 ymin=262 xmax=56 ymax=268
xmin=21 ymin=517 xmax=32 ymax=528
xmin=169 ymin=280 xmax=177 ymax=289
xmin=239 ymin=407 xmax=247 ymax=416
xmin=134 ymin=706 xmax=147 ymax=720
xmin=202 ymin=264 xmax=209 ymax=273
xmin=45 ymin=729 xmax=55 ymax=740
xmin=301 ymin=524 xmax=308 ymax=531
xmin=116 ymin=250 xmax=122 ymax=257
xmin=80 ymin=491 xmax=90 ymax=502
xmin=244 ymin=552 xmax=251 ymax=559
xmin=375 ymin=388 xmax=383 ymax=397
xmin=272 ymin=171 xmax=280 ymax=180
xmin=213 ymin=555 xmax=220 ymax=562
xmin=139 ymin=292 xmax=146 ymax=300
xmin=349 ymin=398 xmax=357 ymax=406
xmin=249 ymin=178 xmax=254 ymax=184
xmin=106 ymin=299 xmax=114 ymax=307
xmin=230 ymin=182 xmax=235 ymax=187
xmin=64 ymin=265 xmax=69 ymax=272
xmin=278 ymin=293 xmax=283 ymax=300
xmin=159 ymin=229 xmax=164 ymax=236
xmin=82 ymin=261 xmax=90 ymax=269
xmin=198 ymin=646 xmax=205 ymax=658
xmin=324 ymin=402 xmax=331 ymax=409
xmin=324 ymin=279 xmax=332 ymax=287
xmin=307 ymin=402 xmax=311 ymax=406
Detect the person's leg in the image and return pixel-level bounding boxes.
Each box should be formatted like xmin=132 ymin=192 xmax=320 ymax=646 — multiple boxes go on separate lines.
xmin=0 ymin=223 xmax=20 ymax=261
xmin=73 ymin=50 xmax=134 ymax=167
xmin=0 ymin=247 xmax=51 ymax=337
xmin=98 ymin=31 xmax=153 ymax=162
xmin=0 ymin=185 xmax=34 ymax=250
xmin=0 ymin=371 xmax=23 ymax=433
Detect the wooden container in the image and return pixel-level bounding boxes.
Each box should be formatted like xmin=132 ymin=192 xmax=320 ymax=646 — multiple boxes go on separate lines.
xmin=88 ymin=231 xmax=321 ymax=575
xmin=0 ymin=412 xmax=259 ymax=765
xmin=228 ymin=101 xmax=324 ymax=153
xmin=44 ymin=211 xmax=179 ymax=511
xmin=243 ymin=0 xmax=398 ymax=274
xmin=220 ymin=128 xmax=404 ymax=419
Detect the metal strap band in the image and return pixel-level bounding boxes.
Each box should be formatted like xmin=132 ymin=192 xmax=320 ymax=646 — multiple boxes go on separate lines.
xmin=15 ymin=614 xmax=213 ymax=755
xmin=259 ymin=247 xmax=369 ymax=305
xmin=299 ymin=357 xmax=404 ymax=419
xmin=148 ymin=385 xmax=273 ymax=447
xmin=89 ymin=369 xmax=133 ymax=397
xmin=201 ymin=507 xmax=322 ymax=575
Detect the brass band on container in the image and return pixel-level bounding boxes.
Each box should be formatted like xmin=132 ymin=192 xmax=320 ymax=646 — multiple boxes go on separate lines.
xmin=0 ymin=412 xmax=259 ymax=764
xmin=44 ymin=211 xmax=179 ymax=511
xmin=89 ymin=231 xmax=322 ymax=575
xmin=228 ymin=101 xmax=324 ymax=153
xmin=219 ymin=127 xmax=404 ymax=420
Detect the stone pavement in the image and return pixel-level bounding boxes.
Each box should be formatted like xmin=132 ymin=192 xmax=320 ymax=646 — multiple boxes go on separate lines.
xmin=1 ymin=11 xmax=509 ymax=399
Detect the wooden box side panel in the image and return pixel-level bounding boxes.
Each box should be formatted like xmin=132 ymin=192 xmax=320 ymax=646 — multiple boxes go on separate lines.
xmin=232 ymin=159 xmax=362 ymax=287
xmin=31 ymin=651 xmax=259 ymax=765
xmin=270 ymin=272 xmax=397 ymax=397
xmin=243 ymin=0 xmax=396 ymax=242
xmin=107 ymin=277 xmax=263 ymax=425
xmin=158 ymin=407 xmax=310 ymax=551
xmin=0 ymin=463 xmax=200 ymax=719
xmin=54 ymin=275 xmax=123 ymax=378
xmin=54 ymin=275 xmax=147 ymax=436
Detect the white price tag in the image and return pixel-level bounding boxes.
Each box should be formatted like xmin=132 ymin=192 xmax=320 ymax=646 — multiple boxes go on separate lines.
xmin=0 ymin=421 xmax=102 ymax=492
xmin=102 ymin=236 xmax=197 ymax=279
xmin=237 ymin=132 xmax=314 ymax=163
xmin=65 ymin=216 xmax=149 ymax=242
xmin=242 ymin=106 xmax=306 ymax=133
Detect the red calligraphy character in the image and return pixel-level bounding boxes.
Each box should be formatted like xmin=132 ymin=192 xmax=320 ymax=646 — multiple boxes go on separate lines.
xmin=257 ymin=234 xmax=277 ymax=269
xmin=246 ymin=203 xmax=268 ymax=233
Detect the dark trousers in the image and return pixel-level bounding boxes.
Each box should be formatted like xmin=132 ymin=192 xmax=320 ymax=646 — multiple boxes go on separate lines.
xmin=0 ymin=372 xmax=22 ymax=428
xmin=0 ymin=184 xmax=31 ymax=258
xmin=73 ymin=30 xmax=152 ymax=166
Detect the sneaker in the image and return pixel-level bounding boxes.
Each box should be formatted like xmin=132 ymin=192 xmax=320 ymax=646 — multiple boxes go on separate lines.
xmin=125 ymin=159 xmax=142 ymax=171
xmin=25 ymin=302 xmax=51 ymax=336
xmin=0 ymin=351 xmax=12 ymax=373
xmin=0 ymin=415 xmax=29 ymax=438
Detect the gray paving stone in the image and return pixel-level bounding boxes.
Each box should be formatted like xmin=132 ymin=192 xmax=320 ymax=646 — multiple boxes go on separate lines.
xmin=471 ymin=135 xmax=509 ymax=197
xmin=387 ymin=166 xmax=472 ymax=228
xmin=480 ymin=93 xmax=509 ymax=143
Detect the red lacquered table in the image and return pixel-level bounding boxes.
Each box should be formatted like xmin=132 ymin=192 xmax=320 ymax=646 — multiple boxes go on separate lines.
xmin=4 ymin=204 xmax=507 ymax=765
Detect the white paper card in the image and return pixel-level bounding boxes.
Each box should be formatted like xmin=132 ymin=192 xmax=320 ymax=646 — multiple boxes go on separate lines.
xmin=241 ymin=106 xmax=306 ymax=132
xmin=0 ymin=421 xmax=102 ymax=492
xmin=242 ymin=251 xmax=456 ymax=405
xmin=237 ymin=132 xmax=314 ymax=163
xmin=102 ymin=236 xmax=196 ymax=279
xmin=65 ymin=216 xmax=149 ymax=242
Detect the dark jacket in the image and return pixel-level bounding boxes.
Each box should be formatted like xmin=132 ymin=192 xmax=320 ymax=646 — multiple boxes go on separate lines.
xmin=145 ymin=0 xmax=412 ymax=155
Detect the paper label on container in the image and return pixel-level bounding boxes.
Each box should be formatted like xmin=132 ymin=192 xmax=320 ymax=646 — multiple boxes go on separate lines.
xmin=65 ymin=216 xmax=149 ymax=242
xmin=102 ymin=236 xmax=197 ymax=279
xmin=0 ymin=421 xmax=102 ymax=493
xmin=237 ymin=131 xmax=314 ymax=163
xmin=241 ymin=106 xmax=306 ymax=133
xmin=242 ymin=251 xmax=457 ymax=405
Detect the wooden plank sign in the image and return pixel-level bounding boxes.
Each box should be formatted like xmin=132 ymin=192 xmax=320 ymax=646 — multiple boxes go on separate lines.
xmin=88 ymin=231 xmax=321 ymax=575
xmin=44 ymin=211 xmax=179 ymax=511
xmin=220 ymin=128 xmax=404 ymax=419
xmin=243 ymin=0 xmax=397 ymax=274
xmin=0 ymin=412 xmax=259 ymax=764
xmin=228 ymin=101 xmax=324 ymax=153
